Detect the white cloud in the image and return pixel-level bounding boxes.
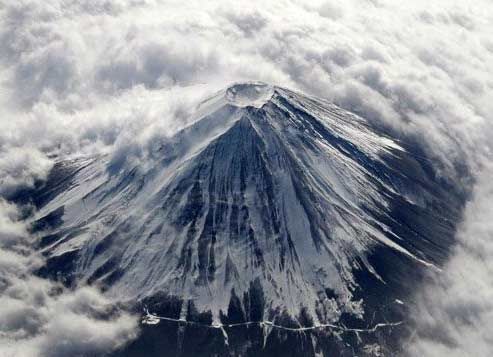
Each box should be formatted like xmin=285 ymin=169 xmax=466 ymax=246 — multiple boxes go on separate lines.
xmin=405 ymin=163 xmax=493 ymax=356
xmin=0 ymin=0 xmax=492 ymax=355
xmin=1 ymin=0 xmax=490 ymax=170
xmin=0 ymin=281 xmax=138 ymax=357
xmin=0 ymin=200 xmax=139 ymax=357
xmin=0 ymin=147 xmax=53 ymax=197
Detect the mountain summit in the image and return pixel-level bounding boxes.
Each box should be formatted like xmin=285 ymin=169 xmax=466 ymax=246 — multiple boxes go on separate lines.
xmin=26 ymin=82 xmax=464 ymax=356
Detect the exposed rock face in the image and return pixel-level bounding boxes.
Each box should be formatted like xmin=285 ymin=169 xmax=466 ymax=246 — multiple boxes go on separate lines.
xmin=22 ymin=82 xmax=465 ymax=356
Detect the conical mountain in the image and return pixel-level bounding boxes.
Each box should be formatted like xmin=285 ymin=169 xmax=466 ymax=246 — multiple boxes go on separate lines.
xmin=24 ymin=82 xmax=465 ymax=356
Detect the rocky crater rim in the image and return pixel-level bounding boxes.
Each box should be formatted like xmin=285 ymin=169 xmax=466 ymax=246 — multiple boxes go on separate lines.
xmin=224 ymin=81 xmax=275 ymax=108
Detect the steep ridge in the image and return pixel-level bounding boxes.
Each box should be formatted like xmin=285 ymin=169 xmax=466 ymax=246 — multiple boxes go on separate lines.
xmin=23 ymin=82 xmax=465 ymax=356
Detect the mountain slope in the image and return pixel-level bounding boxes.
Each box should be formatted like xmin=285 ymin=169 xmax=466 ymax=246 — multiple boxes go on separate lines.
xmin=24 ymin=82 xmax=465 ymax=356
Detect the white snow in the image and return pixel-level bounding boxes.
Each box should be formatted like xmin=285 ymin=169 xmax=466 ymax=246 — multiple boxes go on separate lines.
xmin=34 ymin=82 xmax=435 ymax=328
xmin=224 ymin=81 xmax=274 ymax=108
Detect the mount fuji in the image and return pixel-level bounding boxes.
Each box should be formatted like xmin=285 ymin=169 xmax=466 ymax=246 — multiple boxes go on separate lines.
xmin=18 ymin=82 xmax=466 ymax=356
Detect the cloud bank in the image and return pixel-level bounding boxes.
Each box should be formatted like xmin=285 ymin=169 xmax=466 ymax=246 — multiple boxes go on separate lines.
xmin=0 ymin=199 xmax=138 ymax=357
xmin=404 ymin=163 xmax=493 ymax=356
xmin=0 ymin=0 xmax=492 ymax=355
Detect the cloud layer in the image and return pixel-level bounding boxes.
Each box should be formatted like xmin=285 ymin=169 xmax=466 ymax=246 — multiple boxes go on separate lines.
xmin=404 ymin=163 xmax=493 ymax=356
xmin=0 ymin=199 xmax=138 ymax=357
xmin=0 ymin=0 xmax=492 ymax=355
xmin=2 ymin=0 xmax=492 ymax=175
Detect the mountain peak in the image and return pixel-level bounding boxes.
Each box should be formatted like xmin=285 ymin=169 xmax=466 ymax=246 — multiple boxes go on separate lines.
xmin=224 ymin=81 xmax=274 ymax=108
xmin=27 ymin=83 xmax=465 ymax=355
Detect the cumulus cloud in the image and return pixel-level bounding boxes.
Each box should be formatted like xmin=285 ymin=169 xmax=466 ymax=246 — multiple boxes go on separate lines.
xmin=0 ymin=199 xmax=139 ymax=357
xmin=0 ymin=207 xmax=138 ymax=357
xmin=0 ymin=0 xmax=492 ymax=355
xmin=1 ymin=0 xmax=490 ymax=172
xmin=405 ymin=163 xmax=493 ymax=356
xmin=0 ymin=148 xmax=53 ymax=197
xmin=0 ymin=282 xmax=138 ymax=357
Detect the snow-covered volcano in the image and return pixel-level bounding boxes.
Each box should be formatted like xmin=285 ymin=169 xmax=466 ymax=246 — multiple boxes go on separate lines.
xmin=25 ymin=82 xmax=464 ymax=356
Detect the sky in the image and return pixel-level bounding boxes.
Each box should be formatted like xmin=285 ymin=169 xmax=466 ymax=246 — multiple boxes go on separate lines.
xmin=0 ymin=0 xmax=492 ymax=355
